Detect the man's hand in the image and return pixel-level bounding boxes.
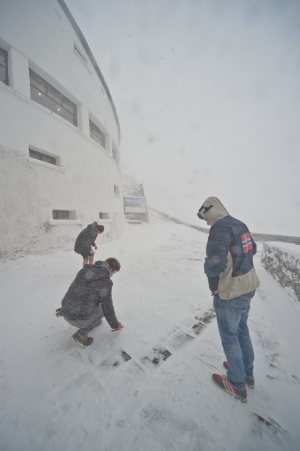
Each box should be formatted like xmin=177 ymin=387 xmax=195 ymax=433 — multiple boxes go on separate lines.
xmin=112 ymin=322 xmax=123 ymax=332
xmin=213 ymin=289 xmax=219 ymax=295
xmin=55 ymin=308 xmax=63 ymax=317
xmin=94 ymin=245 xmax=98 ymax=250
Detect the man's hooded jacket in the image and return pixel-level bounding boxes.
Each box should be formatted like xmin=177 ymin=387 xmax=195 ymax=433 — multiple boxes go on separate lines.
xmin=74 ymin=222 xmax=98 ymax=257
xmin=200 ymin=197 xmax=260 ymax=300
xmin=61 ymin=261 xmax=119 ymax=329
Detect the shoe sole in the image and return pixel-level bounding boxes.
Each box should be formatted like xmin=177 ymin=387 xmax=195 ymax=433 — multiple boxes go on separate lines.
xmin=212 ymin=377 xmax=247 ymax=403
xmin=223 ymin=362 xmax=255 ymax=389
xmin=72 ymin=336 xmax=89 ymax=348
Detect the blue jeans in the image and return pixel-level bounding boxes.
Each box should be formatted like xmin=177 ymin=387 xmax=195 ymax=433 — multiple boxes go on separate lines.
xmin=213 ymin=291 xmax=255 ymax=391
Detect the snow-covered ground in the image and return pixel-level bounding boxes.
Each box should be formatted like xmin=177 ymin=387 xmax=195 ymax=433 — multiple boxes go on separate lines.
xmin=1 ymin=212 xmax=300 ymax=451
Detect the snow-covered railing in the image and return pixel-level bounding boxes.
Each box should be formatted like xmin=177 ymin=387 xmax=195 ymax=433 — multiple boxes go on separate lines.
xmin=148 ymin=207 xmax=210 ymax=234
xmin=148 ymin=207 xmax=300 ymax=245
xmin=261 ymin=242 xmax=300 ymax=303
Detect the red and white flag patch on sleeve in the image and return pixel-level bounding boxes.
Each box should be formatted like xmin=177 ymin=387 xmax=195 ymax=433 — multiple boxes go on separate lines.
xmin=241 ymin=232 xmax=253 ymax=254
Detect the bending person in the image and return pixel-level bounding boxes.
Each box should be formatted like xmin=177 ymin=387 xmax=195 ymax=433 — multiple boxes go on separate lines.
xmin=74 ymin=222 xmax=104 ymax=267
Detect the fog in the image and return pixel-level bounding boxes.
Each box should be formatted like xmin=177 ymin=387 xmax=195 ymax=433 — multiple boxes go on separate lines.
xmin=66 ymin=0 xmax=300 ymax=236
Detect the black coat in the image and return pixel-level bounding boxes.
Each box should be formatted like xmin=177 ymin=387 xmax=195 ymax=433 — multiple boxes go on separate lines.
xmin=61 ymin=262 xmax=119 ymax=329
xmin=74 ymin=222 xmax=98 ymax=256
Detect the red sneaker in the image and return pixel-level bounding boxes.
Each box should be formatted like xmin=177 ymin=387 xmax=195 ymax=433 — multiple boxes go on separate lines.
xmin=223 ymin=361 xmax=255 ymax=388
xmin=212 ymin=374 xmax=247 ymax=402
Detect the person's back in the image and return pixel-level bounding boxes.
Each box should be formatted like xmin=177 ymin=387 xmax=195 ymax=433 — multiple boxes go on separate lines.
xmin=57 ymin=258 xmax=122 ymax=347
xmin=202 ymin=197 xmax=259 ymax=300
xmin=197 ymin=196 xmax=259 ymax=403
xmin=62 ymin=262 xmax=112 ymax=321
xmin=74 ymin=222 xmax=98 ymax=254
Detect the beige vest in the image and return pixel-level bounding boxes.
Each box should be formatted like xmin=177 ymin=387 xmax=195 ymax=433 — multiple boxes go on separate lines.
xmin=218 ymin=252 xmax=260 ymax=300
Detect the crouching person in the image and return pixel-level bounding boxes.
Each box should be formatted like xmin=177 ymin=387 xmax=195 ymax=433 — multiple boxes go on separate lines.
xmin=56 ymin=258 xmax=123 ymax=347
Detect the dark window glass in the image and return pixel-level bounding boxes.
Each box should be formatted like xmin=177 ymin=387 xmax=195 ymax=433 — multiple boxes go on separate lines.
xmin=124 ymin=197 xmax=146 ymax=208
xmin=53 ymin=210 xmax=69 ymax=220
xmin=47 ymin=84 xmax=61 ymax=104
xmin=29 ymin=70 xmax=77 ymax=126
xmin=29 ymin=149 xmax=56 ymax=165
xmin=63 ymin=98 xmax=76 ymax=115
xmin=89 ymin=120 xmax=105 ymax=148
xmin=29 ymin=70 xmax=46 ymax=93
xmin=0 ymin=48 xmax=9 ymax=85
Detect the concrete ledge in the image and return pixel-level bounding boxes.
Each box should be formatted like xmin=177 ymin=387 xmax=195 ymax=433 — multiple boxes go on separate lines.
xmin=251 ymin=233 xmax=300 ymax=245
xmin=261 ymin=242 xmax=300 ymax=302
xmin=48 ymin=219 xmax=82 ymax=225
xmin=27 ymin=157 xmax=65 ymax=172
xmin=148 ymin=207 xmax=210 ymax=233
xmin=148 ymin=207 xmax=300 ymax=244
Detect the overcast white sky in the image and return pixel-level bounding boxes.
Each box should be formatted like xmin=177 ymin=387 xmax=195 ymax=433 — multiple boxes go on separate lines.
xmin=66 ymin=0 xmax=300 ymax=236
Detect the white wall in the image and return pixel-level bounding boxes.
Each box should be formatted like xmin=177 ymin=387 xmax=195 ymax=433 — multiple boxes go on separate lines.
xmin=0 ymin=0 xmax=125 ymax=260
xmin=0 ymin=0 xmax=120 ymax=144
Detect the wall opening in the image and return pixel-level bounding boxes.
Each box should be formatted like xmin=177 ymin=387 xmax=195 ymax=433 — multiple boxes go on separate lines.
xmin=52 ymin=210 xmax=77 ymax=220
xmin=74 ymin=44 xmax=87 ymax=63
xmin=89 ymin=119 xmax=105 ymax=148
xmin=0 ymin=47 xmax=9 ymax=85
xmin=29 ymin=148 xmax=56 ymax=165
xmin=99 ymin=212 xmax=110 ymax=219
xmin=29 ymin=69 xmax=77 ymax=126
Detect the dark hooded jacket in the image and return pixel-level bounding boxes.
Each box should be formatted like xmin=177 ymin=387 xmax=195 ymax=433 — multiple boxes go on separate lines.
xmin=74 ymin=222 xmax=98 ymax=256
xmin=200 ymin=197 xmax=260 ymax=300
xmin=61 ymin=261 xmax=119 ymax=329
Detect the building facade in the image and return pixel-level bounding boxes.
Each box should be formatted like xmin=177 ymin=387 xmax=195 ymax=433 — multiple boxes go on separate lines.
xmin=0 ymin=0 xmax=125 ymax=259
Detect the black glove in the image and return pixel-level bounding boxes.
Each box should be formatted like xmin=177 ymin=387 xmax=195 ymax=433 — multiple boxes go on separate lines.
xmin=56 ymin=308 xmax=63 ymax=317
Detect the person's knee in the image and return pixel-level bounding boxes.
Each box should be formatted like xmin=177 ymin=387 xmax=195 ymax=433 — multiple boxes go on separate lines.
xmin=238 ymin=327 xmax=249 ymax=338
xmin=221 ymin=334 xmax=239 ymax=347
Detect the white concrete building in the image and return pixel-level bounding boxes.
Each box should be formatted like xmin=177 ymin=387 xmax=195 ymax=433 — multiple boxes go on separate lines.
xmin=0 ymin=0 xmax=125 ymax=259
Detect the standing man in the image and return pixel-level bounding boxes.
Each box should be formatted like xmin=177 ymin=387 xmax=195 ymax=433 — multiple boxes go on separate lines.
xmin=197 ymin=197 xmax=260 ymax=403
xmin=74 ymin=222 xmax=104 ymax=267
xmin=56 ymin=258 xmax=123 ymax=347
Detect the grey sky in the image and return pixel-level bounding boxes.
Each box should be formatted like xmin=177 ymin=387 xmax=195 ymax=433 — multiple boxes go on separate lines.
xmin=66 ymin=0 xmax=300 ymax=235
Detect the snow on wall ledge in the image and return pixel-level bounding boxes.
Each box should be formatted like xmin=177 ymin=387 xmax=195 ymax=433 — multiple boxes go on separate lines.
xmin=261 ymin=242 xmax=300 ymax=302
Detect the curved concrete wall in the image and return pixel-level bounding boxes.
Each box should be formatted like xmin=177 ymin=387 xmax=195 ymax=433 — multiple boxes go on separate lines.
xmin=0 ymin=0 xmax=125 ymax=260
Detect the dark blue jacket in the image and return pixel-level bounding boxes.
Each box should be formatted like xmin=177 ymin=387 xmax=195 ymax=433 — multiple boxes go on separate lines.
xmin=205 ymin=215 xmax=257 ymax=293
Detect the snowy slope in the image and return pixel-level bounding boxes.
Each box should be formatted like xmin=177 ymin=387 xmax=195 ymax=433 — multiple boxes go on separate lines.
xmin=0 ymin=214 xmax=300 ymax=451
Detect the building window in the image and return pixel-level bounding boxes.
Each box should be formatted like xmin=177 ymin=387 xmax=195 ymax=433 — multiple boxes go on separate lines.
xmin=52 ymin=210 xmax=77 ymax=220
xmin=29 ymin=69 xmax=77 ymax=126
xmin=0 ymin=47 xmax=9 ymax=85
xmin=53 ymin=210 xmax=69 ymax=220
xmin=29 ymin=148 xmax=56 ymax=165
xmin=89 ymin=120 xmax=105 ymax=148
xmin=114 ymin=184 xmax=120 ymax=196
xmin=74 ymin=45 xmax=86 ymax=63
xmin=99 ymin=212 xmax=110 ymax=219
